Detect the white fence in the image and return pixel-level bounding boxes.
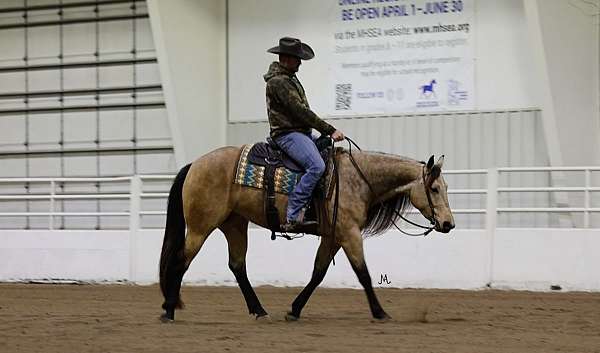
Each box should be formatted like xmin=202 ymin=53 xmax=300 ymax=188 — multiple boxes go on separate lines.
xmin=0 ymin=167 xmax=599 ymax=230
xmin=1 ymin=168 xmax=599 ymax=290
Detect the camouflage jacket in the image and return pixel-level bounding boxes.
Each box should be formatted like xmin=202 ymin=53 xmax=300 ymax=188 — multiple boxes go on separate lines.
xmin=264 ymin=61 xmax=336 ymax=139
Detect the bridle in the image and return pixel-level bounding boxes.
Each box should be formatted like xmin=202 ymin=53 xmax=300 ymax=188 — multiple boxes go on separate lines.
xmin=343 ymin=137 xmax=437 ymax=237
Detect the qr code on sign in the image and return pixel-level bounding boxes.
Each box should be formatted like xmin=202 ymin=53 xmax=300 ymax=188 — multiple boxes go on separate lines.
xmin=335 ymin=84 xmax=352 ymax=110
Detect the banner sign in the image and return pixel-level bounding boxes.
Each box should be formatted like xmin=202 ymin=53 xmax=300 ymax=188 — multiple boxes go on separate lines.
xmin=329 ymin=0 xmax=474 ymax=115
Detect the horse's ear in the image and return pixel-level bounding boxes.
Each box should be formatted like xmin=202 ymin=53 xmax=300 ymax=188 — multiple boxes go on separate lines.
xmin=426 ymin=155 xmax=435 ymax=170
xmin=435 ymin=155 xmax=445 ymax=169
xmin=425 ymin=155 xmax=441 ymax=185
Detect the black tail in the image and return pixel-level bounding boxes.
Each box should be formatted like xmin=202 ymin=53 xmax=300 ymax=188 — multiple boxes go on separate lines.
xmin=159 ymin=163 xmax=192 ymax=310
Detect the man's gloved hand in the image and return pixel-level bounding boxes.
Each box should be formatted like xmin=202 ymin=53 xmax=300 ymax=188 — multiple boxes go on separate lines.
xmin=331 ymin=130 xmax=345 ymax=142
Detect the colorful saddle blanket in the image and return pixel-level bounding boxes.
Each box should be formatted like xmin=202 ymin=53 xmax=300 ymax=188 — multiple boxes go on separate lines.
xmin=234 ymin=144 xmax=334 ymax=197
xmin=234 ymin=144 xmax=301 ymax=194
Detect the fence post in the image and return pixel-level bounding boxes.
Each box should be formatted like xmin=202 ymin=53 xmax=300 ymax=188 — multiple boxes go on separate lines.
xmin=49 ymin=180 xmax=55 ymax=230
xmin=584 ymin=169 xmax=590 ymax=228
xmin=129 ymin=175 xmax=141 ymax=283
xmin=486 ymin=168 xmax=498 ymax=287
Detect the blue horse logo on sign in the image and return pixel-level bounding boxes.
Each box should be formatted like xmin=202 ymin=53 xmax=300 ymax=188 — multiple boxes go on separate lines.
xmin=419 ymin=79 xmax=437 ymax=99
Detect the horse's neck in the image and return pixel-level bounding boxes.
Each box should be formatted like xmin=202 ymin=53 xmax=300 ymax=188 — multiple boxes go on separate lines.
xmin=354 ymin=152 xmax=422 ymax=199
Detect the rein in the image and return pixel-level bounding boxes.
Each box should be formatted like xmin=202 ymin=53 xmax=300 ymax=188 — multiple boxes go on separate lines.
xmin=343 ymin=137 xmax=436 ymax=237
xmin=329 ymin=142 xmax=341 ymax=265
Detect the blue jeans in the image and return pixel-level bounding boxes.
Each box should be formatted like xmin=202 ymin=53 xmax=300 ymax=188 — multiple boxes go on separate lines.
xmin=274 ymin=132 xmax=325 ymax=222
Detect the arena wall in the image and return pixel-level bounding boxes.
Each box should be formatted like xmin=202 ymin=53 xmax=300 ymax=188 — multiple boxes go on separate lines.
xmin=147 ymin=0 xmax=227 ymax=165
xmin=227 ymin=0 xmax=539 ymax=120
xmin=2 ymin=228 xmax=599 ymax=291
xmin=0 ymin=0 xmax=598 ymax=295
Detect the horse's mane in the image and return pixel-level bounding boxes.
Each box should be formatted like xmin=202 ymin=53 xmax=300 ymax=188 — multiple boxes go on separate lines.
xmin=362 ymin=192 xmax=412 ymax=238
xmin=337 ymin=148 xmax=420 ymax=237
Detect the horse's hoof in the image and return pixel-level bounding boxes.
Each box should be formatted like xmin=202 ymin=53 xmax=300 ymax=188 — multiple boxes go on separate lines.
xmin=160 ymin=313 xmax=175 ymax=324
xmin=371 ymin=313 xmax=392 ymax=323
xmin=285 ymin=312 xmax=299 ymax=322
xmin=160 ymin=309 xmax=175 ymax=324
xmin=255 ymin=313 xmax=271 ymax=322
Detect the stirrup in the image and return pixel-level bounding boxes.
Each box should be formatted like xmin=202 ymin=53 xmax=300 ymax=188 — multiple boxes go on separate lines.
xmin=281 ymin=219 xmax=318 ymax=232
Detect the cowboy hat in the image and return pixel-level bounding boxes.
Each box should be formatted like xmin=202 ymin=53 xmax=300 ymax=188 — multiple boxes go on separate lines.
xmin=267 ymin=37 xmax=315 ymax=60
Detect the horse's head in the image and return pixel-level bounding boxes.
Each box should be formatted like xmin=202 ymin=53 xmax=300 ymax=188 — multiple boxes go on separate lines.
xmin=409 ymin=155 xmax=455 ymax=233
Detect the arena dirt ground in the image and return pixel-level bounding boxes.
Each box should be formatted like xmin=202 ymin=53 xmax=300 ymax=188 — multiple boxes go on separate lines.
xmin=0 ymin=284 xmax=599 ymax=353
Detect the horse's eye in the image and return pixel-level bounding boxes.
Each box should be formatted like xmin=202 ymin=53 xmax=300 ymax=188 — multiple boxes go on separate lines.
xmin=431 ymin=187 xmax=439 ymax=193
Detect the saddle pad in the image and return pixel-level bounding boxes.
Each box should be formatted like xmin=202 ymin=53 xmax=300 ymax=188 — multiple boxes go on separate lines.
xmin=234 ymin=144 xmax=301 ymax=194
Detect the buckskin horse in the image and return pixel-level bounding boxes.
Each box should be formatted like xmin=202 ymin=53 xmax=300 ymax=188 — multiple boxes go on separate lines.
xmin=159 ymin=141 xmax=454 ymax=322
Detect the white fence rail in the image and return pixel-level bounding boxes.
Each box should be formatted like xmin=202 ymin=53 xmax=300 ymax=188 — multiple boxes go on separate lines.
xmin=0 ymin=167 xmax=599 ymax=230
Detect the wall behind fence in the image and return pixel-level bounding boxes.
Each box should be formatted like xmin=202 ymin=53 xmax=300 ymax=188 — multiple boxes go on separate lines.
xmin=228 ymin=109 xmax=564 ymax=228
xmin=227 ymin=109 xmax=548 ymax=170
xmin=228 ymin=0 xmax=538 ymax=122
xmin=0 ymin=0 xmax=175 ymax=179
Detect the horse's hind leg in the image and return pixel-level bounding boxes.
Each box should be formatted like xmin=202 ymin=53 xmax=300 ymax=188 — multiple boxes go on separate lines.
xmin=219 ymin=213 xmax=268 ymax=319
xmin=183 ymin=227 xmax=214 ymax=269
xmin=341 ymin=229 xmax=391 ymax=321
xmin=286 ymin=237 xmax=340 ymax=321
xmin=161 ymin=226 xmax=214 ymax=321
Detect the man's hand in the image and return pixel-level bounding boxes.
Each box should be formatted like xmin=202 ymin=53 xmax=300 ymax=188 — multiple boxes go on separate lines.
xmin=331 ymin=130 xmax=345 ymax=142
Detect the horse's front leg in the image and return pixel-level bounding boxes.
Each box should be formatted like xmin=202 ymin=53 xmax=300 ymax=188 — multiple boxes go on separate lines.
xmin=286 ymin=237 xmax=340 ymax=321
xmin=341 ymin=229 xmax=391 ymax=321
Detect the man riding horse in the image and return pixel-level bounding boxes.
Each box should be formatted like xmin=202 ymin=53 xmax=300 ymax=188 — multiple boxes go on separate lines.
xmin=264 ymin=37 xmax=345 ymax=231
xmin=158 ymin=37 xmax=455 ymax=323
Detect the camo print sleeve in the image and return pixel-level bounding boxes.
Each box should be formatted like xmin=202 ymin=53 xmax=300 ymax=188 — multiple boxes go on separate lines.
xmin=269 ymin=77 xmax=336 ymax=136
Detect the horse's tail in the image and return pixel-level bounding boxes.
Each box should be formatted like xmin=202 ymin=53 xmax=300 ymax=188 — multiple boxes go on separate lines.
xmin=159 ymin=163 xmax=192 ymax=309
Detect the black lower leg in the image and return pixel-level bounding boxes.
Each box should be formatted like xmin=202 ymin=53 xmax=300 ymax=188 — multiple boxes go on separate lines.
xmin=352 ymin=263 xmax=389 ymax=320
xmin=290 ymin=266 xmax=328 ymax=318
xmin=289 ymin=242 xmax=338 ymax=319
xmin=230 ymin=263 xmax=268 ymax=317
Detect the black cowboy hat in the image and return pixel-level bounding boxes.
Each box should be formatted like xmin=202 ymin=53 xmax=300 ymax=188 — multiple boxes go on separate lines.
xmin=267 ymin=37 xmax=315 ymax=60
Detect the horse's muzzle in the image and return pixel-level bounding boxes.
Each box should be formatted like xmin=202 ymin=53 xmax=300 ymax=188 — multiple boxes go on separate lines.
xmin=440 ymin=221 xmax=455 ymax=233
